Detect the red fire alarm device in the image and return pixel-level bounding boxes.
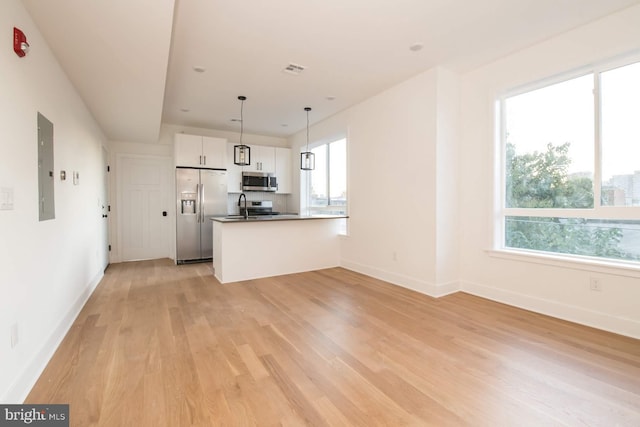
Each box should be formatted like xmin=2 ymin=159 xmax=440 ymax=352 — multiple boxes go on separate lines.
xmin=13 ymin=27 xmax=29 ymax=57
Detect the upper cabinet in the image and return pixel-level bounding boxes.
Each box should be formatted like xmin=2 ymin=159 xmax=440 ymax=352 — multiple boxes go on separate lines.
xmin=246 ymin=145 xmax=276 ymax=173
xmin=175 ymin=133 xmax=227 ymax=168
xmin=226 ymin=143 xmax=292 ymax=193
xmin=177 ymin=135 xmax=293 ymax=194
xmin=227 ymin=144 xmax=275 ymax=176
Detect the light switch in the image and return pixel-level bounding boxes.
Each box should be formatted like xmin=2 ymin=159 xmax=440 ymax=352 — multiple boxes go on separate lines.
xmin=0 ymin=187 xmax=14 ymax=210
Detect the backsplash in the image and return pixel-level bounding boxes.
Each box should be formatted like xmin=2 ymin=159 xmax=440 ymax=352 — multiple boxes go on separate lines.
xmin=227 ymin=192 xmax=293 ymax=215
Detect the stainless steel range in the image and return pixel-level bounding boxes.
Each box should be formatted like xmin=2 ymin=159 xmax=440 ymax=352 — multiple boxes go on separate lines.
xmin=241 ymin=200 xmax=280 ymax=216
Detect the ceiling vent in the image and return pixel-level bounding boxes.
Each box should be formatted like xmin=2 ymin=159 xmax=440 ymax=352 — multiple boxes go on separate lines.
xmin=283 ymin=63 xmax=305 ymax=75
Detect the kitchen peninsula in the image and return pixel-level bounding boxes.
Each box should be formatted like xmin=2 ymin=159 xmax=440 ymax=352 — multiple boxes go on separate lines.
xmin=212 ymin=215 xmax=347 ymax=283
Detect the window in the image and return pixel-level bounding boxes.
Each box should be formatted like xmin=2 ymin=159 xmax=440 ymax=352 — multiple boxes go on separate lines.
xmin=500 ymin=59 xmax=640 ymax=263
xmin=303 ymin=137 xmax=347 ymax=216
xmin=601 ymin=61 xmax=640 ymax=207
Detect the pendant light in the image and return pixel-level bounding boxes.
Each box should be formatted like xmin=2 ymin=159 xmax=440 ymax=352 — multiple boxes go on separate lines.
xmin=300 ymin=107 xmax=315 ymax=170
xmin=233 ymin=96 xmax=251 ymax=166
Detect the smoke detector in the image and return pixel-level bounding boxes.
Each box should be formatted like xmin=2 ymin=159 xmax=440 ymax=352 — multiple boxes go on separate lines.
xmin=283 ymin=63 xmax=306 ymax=75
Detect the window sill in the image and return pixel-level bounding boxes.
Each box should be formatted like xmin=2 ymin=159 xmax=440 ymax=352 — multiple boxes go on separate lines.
xmin=486 ymin=248 xmax=640 ymax=278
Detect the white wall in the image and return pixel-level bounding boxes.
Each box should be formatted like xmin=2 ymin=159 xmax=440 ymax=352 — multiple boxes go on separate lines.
xmin=0 ymin=0 xmax=108 ymax=402
xmin=459 ymin=5 xmax=640 ymax=338
xmin=289 ymin=67 xmax=461 ymax=296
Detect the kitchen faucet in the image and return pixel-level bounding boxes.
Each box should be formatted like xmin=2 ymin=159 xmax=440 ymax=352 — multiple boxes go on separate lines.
xmin=238 ymin=193 xmax=248 ymax=219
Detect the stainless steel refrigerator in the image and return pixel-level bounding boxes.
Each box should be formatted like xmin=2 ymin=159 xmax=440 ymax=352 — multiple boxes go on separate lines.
xmin=176 ymin=167 xmax=227 ymax=263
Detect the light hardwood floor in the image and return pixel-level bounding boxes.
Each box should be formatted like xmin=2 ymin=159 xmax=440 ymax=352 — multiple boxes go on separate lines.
xmin=26 ymin=259 xmax=640 ymax=426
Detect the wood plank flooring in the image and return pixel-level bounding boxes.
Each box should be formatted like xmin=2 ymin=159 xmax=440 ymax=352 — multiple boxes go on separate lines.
xmin=26 ymin=259 xmax=640 ymax=426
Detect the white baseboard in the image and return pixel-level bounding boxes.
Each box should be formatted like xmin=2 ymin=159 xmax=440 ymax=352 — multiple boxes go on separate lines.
xmin=338 ymin=259 xmax=639 ymax=338
xmin=341 ymin=259 xmax=460 ymax=298
xmin=461 ymin=280 xmax=640 ymax=339
xmin=432 ymin=280 xmax=460 ymax=297
xmin=1 ymin=271 xmax=104 ymax=403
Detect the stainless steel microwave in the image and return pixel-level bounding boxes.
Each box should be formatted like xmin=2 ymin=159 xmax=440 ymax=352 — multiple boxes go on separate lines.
xmin=242 ymin=171 xmax=277 ymax=192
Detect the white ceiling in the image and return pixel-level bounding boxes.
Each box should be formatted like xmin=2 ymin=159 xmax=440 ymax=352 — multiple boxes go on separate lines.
xmin=22 ymin=0 xmax=640 ymax=142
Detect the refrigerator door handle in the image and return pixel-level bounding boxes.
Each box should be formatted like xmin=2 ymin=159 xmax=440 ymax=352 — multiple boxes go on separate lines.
xmin=200 ymin=184 xmax=205 ymax=223
xmin=195 ymin=184 xmax=201 ymax=223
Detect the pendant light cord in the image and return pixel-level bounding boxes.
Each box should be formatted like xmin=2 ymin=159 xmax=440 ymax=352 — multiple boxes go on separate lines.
xmin=306 ymin=109 xmax=310 ymax=152
xmin=304 ymin=106 xmax=311 ymax=152
xmin=240 ymin=98 xmax=244 ymax=145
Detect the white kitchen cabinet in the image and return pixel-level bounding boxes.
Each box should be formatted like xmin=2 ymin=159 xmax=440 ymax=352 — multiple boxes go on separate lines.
xmin=275 ymin=147 xmax=292 ymax=194
xmin=228 ymin=144 xmax=275 ymax=173
xmin=175 ymin=134 xmax=227 ymax=168
xmin=226 ymin=143 xmax=291 ymax=193
xmin=202 ymin=136 xmax=227 ymax=168
xmin=248 ymin=145 xmax=275 ymax=173
xmin=226 ymin=143 xmax=243 ymax=193
xmin=226 ymin=144 xmax=274 ymax=190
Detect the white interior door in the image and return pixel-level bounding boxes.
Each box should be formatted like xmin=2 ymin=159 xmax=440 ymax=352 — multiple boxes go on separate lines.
xmin=118 ymin=155 xmax=171 ymax=261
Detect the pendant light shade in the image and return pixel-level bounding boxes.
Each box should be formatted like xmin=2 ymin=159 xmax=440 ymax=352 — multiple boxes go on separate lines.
xmin=233 ymin=96 xmax=251 ymax=166
xmin=234 ymin=144 xmax=250 ymax=166
xmin=300 ymin=107 xmax=315 ymax=170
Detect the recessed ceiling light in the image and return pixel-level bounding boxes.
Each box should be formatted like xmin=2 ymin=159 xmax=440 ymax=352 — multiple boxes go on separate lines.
xmin=409 ymin=43 xmax=424 ymax=52
xmin=281 ymin=124 xmax=288 ymax=127
xmin=180 ymin=108 xmax=190 ymax=112
xmin=326 ymin=96 xmax=336 ymax=101
xmin=193 ymin=65 xmax=206 ymax=73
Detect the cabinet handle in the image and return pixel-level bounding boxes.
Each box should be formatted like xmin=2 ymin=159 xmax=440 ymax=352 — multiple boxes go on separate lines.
xmin=199 ymin=155 xmax=202 ymax=165
xmin=203 ymin=155 xmax=207 ymax=165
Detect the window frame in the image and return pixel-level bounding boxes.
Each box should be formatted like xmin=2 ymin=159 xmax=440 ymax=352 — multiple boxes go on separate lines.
xmin=300 ymin=135 xmax=348 ymax=217
xmin=495 ymin=54 xmax=640 ymax=266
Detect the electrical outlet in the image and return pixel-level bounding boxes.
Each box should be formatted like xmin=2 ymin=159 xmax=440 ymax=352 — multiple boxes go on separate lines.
xmin=10 ymin=323 xmax=19 ymax=348
xmin=589 ymin=277 xmax=603 ymax=292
